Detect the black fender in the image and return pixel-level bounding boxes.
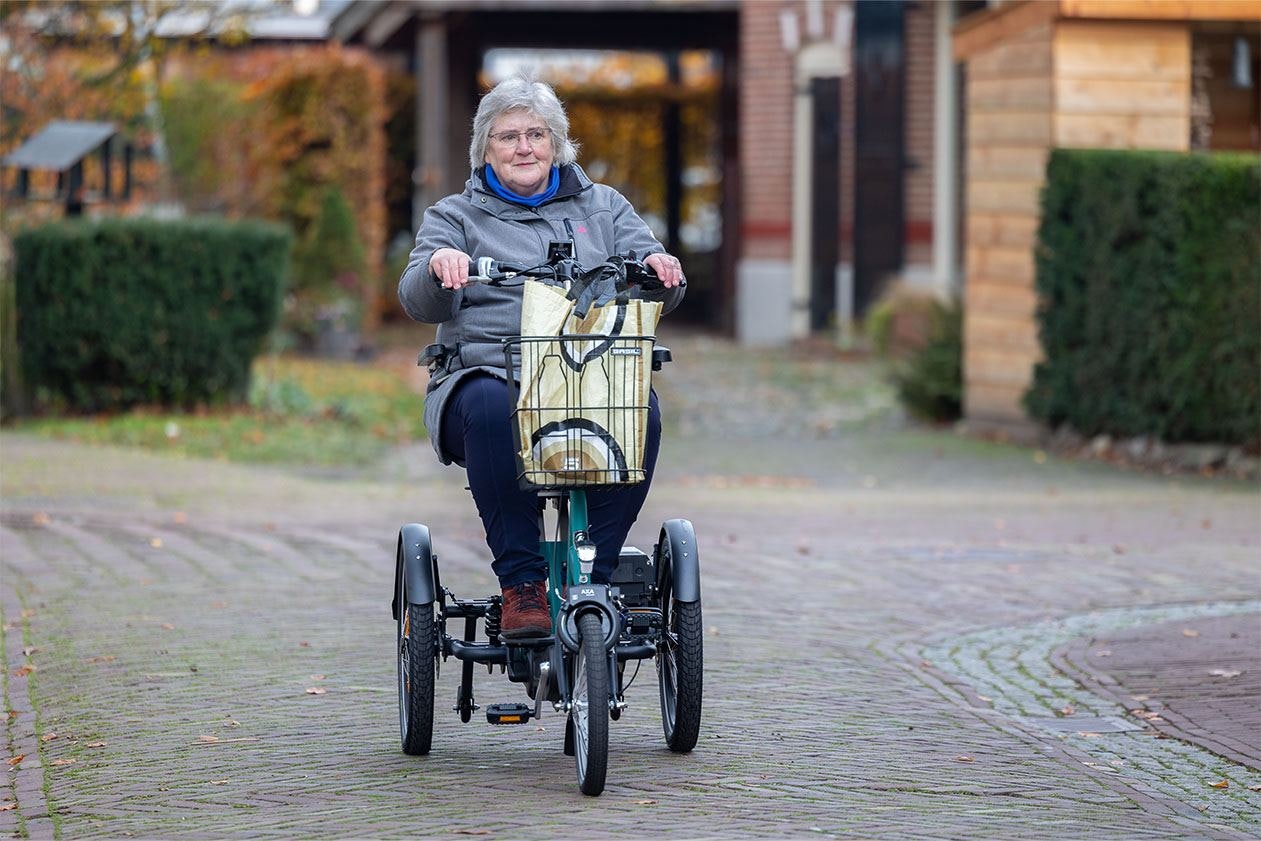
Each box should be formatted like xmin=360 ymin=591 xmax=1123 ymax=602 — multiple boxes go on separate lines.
xmin=656 ymin=519 xmax=700 ymax=604
xmin=556 ymin=584 xmax=620 ymax=652
xmin=392 ymin=523 xmax=435 ymax=620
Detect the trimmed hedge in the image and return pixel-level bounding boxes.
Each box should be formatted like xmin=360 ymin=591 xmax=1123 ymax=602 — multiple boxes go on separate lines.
xmin=15 ymin=218 xmax=289 ymax=411
xmin=1026 ymin=149 xmax=1261 ymax=446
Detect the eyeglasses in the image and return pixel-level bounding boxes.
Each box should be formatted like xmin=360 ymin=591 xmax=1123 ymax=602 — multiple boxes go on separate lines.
xmin=489 ymin=127 xmax=552 ymax=149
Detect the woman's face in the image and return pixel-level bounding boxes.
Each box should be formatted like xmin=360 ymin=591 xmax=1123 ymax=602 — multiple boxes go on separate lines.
xmin=484 ymin=110 xmax=555 ymax=196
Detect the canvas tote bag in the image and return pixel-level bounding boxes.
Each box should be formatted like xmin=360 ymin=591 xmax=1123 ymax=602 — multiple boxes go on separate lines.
xmin=514 ymin=268 xmax=662 ymax=486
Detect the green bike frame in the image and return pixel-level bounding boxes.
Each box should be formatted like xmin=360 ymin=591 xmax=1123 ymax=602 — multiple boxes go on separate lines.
xmin=542 ymin=489 xmax=592 ymax=620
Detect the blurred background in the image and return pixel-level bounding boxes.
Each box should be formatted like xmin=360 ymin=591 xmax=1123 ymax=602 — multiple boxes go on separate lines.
xmin=1 ymin=0 xmax=1257 ymax=464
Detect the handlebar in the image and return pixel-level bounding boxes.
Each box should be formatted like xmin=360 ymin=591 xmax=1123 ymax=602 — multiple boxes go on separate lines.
xmin=437 ymin=252 xmax=683 ymax=292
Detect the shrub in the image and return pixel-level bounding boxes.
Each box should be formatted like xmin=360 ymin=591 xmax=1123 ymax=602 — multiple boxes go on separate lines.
xmin=15 ymin=217 xmax=289 ymax=412
xmin=889 ymin=297 xmax=963 ymax=423
xmin=1026 ymin=149 xmax=1261 ymax=446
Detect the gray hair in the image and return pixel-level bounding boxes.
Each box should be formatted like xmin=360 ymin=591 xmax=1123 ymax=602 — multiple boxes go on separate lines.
xmin=468 ymin=73 xmax=579 ymax=171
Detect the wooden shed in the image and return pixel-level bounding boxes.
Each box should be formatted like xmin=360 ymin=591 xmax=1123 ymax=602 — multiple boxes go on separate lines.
xmin=953 ymin=0 xmax=1261 ymax=430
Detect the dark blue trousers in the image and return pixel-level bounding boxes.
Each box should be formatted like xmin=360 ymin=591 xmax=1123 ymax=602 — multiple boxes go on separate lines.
xmin=440 ymin=374 xmax=662 ymax=587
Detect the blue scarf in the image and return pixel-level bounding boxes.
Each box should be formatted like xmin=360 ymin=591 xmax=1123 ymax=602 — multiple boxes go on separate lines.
xmin=482 ymin=165 xmax=560 ymax=207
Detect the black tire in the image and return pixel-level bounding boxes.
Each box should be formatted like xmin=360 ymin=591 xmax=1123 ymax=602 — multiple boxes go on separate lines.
xmin=398 ymin=572 xmax=436 ymax=756
xmin=570 ymin=612 xmax=609 ymax=796
xmin=658 ymin=589 xmax=703 ymax=753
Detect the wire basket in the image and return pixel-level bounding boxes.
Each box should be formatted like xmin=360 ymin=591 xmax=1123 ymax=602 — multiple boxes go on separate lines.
xmin=504 ymin=334 xmax=655 ymax=489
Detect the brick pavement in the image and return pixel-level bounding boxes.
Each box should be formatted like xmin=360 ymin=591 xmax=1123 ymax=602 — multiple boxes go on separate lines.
xmin=2 ymin=339 xmax=1260 ymax=838
xmin=1056 ymin=613 xmax=1260 ymax=770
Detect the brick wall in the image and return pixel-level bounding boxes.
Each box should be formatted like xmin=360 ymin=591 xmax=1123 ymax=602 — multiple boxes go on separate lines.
xmin=738 ymin=0 xmax=794 ymax=261
xmin=739 ymin=0 xmax=940 ymax=269
xmin=903 ymin=0 xmax=936 ymax=268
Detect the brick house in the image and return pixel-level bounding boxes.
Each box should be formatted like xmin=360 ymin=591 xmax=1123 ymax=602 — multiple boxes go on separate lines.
xmin=332 ymin=0 xmax=967 ymax=341
xmin=332 ymin=0 xmax=1259 ymax=429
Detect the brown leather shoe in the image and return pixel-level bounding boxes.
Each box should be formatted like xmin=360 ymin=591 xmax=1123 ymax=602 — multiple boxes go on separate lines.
xmin=501 ymin=581 xmax=551 ymax=638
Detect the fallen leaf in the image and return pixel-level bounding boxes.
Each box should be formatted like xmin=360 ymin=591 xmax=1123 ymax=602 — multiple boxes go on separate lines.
xmin=149 ymin=538 xmax=163 ymax=549
xmin=223 ymin=720 xmax=240 ymax=728
xmin=1058 ymin=705 xmax=1076 ymax=717
xmin=85 ymin=741 xmax=106 ymax=748
xmin=310 ymin=675 xmax=326 ymax=681
xmin=208 ymin=779 xmax=231 ymax=785
xmin=1094 ymin=649 xmax=1112 ymax=657
xmin=0 ymin=803 xmax=15 ymax=811
xmin=1208 ymin=668 xmax=1242 ymax=678
xmin=305 ymin=687 xmax=327 ymax=695
xmin=6 ymin=711 xmax=16 ymax=721
xmin=1248 ymin=784 xmax=1261 ymax=792
xmin=13 ymin=665 xmax=35 ymax=677
xmin=298 ymin=641 xmax=310 ymax=648
xmin=22 ymin=646 xmax=38 ymax=657
xmin=40 ymin=733 xmax=57 ymax=743
xmin=51 ymin=758 xmax=76 ymax=766
xmin=160 ymin=623 xmax=175 ymax=630
xmin=634 ymin=799 xmax=658 ymax=805
xmin=1182 ymin=628 xmax=1200 ymax=638
xmin=1210 ymin=780 xmax=1229 ymax=789
xmin=198 ymin=735 xmax=221 ymax=743
xmin=955 ymin=755 xmax=975 ymax=762
xmin=32 ymin=512 xmax=51 ymax=526
xmin=84 ymin=656 xmax=116 ymax=665
xmin=173 ymin=512 xmax=188 ymax=524
xmin=1130 ymin=694 xmax=1148 ymax=702
xmin=6 ymin=755 xmax=24 ymax=766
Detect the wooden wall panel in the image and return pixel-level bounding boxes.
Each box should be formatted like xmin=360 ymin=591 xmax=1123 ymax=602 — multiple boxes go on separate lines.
xmin=1056 ymin=113 xmax=1190 ymax=149
xmin=968 ymin=212 xmax=1042 ymax=248
xmin=965 ymin=244 xmax=1036 ymax=285
xmin=964 ymin=382 xmax=1029 ymax=420
xmin=962 ymin=19 xmax=1052 ymax=424
xmin=1053 ymin=21 xmax=1190 ymax=150
xmin=967 ymin=279 xmax=1041 ymax=316
xmin=966 ymin=311 xmax=1043 ymax=354
xmin=1055 ymin=20 xmax=1190 ymax=80
xmin=965 ymin=346 xmax=1043 ymax=386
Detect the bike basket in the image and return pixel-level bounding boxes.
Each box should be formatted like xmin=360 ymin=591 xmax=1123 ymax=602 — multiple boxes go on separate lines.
xmin=504 ymin=334 xmax=655 ymax=490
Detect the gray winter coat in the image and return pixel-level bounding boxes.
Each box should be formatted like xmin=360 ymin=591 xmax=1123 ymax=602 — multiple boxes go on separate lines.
xmin=399 ymin=164 xmax=685 ymax=464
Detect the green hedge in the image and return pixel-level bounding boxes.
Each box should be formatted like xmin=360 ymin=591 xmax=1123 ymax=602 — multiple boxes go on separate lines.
xmin=1026 ymin=149 xmax=1261 ymax=446
xmin=15 ymin=218 xmax=289 ymax=411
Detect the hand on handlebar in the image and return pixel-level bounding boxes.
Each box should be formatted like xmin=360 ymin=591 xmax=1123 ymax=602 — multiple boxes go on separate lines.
xmin=430 ymin=247 xmax=472 ymax=290
xmin=644 ymin=252 xmax=685 ymax=289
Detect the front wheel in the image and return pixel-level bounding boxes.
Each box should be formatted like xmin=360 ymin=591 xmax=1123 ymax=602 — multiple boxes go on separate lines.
xmin=570 ymin=612 xmax=610 ymax=796
xmin=398 ymin=573 xmax=436 ymax=755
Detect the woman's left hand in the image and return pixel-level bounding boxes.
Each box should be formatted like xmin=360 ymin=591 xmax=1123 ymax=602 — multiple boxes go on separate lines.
xmin=645 ymin=252 xmax=686 ymax=288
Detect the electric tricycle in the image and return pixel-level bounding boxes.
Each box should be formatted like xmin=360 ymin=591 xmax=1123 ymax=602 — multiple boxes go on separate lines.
xmin=392 ymin=247 xmax=702 ymax=796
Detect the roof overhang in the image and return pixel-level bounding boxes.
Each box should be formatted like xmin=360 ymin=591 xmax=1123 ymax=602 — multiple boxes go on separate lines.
xmin=331 ymin=0 xmax=738 ymax=48
xmin=955 ymin=0 xmax=1261 ymax=60
xmin=2 ymin=121 xmax=118 ymax=171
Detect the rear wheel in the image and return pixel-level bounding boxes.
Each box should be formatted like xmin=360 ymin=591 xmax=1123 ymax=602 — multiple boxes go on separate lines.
xmin=657 ymin=534 xmax=703 ymax=752
xmin=570 ymin=612 xmax=609 ymax=796
xmin=398 ymin=572 xmax=436 ymax=755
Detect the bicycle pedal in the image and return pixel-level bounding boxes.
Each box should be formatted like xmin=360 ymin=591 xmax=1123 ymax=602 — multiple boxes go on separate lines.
xmin=486 ymin=703 xmax=534 ymax=725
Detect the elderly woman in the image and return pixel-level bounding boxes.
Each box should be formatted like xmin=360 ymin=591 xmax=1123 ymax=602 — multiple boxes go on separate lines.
xmin=399 ymin=74 xmax=685 ymax=639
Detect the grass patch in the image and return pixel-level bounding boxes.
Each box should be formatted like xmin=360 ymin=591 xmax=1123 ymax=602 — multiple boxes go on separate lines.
xmin=12 ymin=355 xmax=426 ymax=467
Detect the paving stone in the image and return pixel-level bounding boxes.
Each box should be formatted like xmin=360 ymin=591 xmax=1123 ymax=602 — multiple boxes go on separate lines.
xmin=1 ymin=333 xmax=1259 ymax=838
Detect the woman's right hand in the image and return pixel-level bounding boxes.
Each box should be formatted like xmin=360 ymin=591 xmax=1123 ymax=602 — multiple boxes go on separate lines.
xmin=430 ymin=247 xmax=472 ymax=290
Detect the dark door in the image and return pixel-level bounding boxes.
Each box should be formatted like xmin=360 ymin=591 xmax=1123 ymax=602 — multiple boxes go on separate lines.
xmin=810 ymin=76 xmax=841 ymax=332
xmin=853 ymin=0 xmax=905 ymax=316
